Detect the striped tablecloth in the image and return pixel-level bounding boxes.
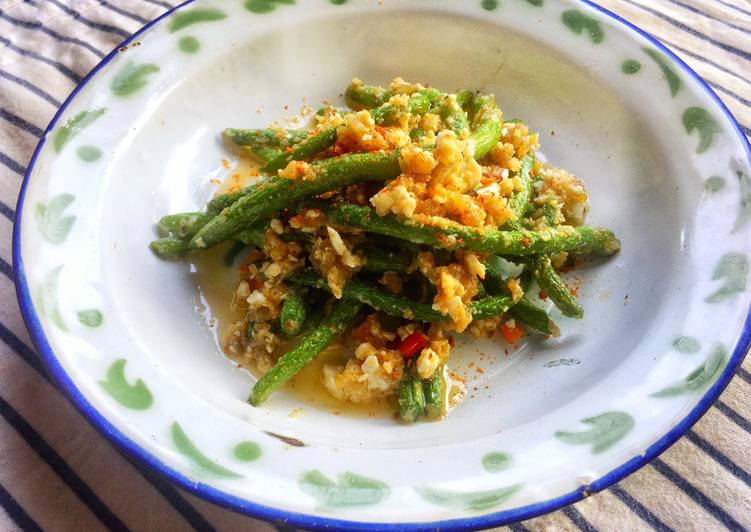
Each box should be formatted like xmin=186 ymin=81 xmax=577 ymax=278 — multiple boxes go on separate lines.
xmin=1 ymin=1 xmax=750 ymax=530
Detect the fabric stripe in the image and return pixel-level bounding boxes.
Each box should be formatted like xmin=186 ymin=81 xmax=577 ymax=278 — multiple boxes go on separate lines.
xmin=651 ymin=458 xmax=744 ymax=530
xmin=122 ymin=456 xmax=218 ymax=532
xmin=99 ymin=1 xmax=150 ymax=24
xmin=709 ymin=81 xmax=751 ymax=109
xmin=0 ymin=257 xmax=12 ymax=280
xmin=0 ymin=152 xmax=26 ymax=176
xmin=716 ymin=0 xmax=751 ymax=18
xmin=44 ymin=0 xmax=131 ymax=39
xmin=0 ymin=201 xmax=13 ymax=223
xmin=0 ymin=35 xmax=82 ymax=83
xmin=715 ymin=400 xmax=751 ymax=434
xmin=562 ymin=506 xmax=598 ymax=532
xmin=0 ymin=109 xmax=44 ymax=139
xmin=0 ymin=483 xmax=43 ymax=532
xmin=686 ymin=430 xmax=751 ymax=488
xmin=0 ymin=11 xmax=106 ymax=59
xmin=0 ymin=69 xmax=62 ymax=108
xmin=609 ymin=485 xmax=675 ymax=532
xmin=0 ymin=274 xmax=216 ymax=532
xmin=0 ymin=320 xmax=48 ymax=381
xmin=508 ymin=522 xmax=529 ymax=532
xmin=662 ymin=0 xmax=751 ymax=34
xmin=660 ymin=37 xmax=751 ymax=88
xmin=138 ymin=0 xmax=173 ymax=10
xmin=0 ymin=394 xmax=129 ymax=531
xmin=622 ymin=0 xmax=751 ymax=63
xmin=737 ymin=367 xmax=751 ymax=386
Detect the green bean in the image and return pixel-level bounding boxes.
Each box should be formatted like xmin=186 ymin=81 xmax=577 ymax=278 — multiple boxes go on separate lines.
xmin=423 ymin=368 xmax=444 ymax=420
xmin=508 ymin=298 xmax=560 ymax=336
xmin=410 ymin=128 xmax=426 ymax=141
xmin=345 ymin=81 xmax=391 ymax=110
xmin=471 ymin=293 xmax=515 ymax=320
xmin=398 ymin=374 xmax=425 ymax=423
xmin=223 ymin=128 xmax=307 ymax=163
xmin=531 ymin=254 xmax=583 ymax=319
xmin=149 ymin=236 xmax=188 ymax=259
xmin=543 ymin=203 xmax=557 ymax=227
xmin=456 ymin=90 xmax=474 ymax=110
xmin=290 ymin=271 xmax=514 ymax=322
xmin=371 ymin=92 xmax=432 ymax=125
xmin=236 ymin=224 xmax=267 ymax=248
xmin=469 ymin=94 xmax=503 ymax=160
xmin=158 ymin=212 xmax=209 ymax=238
xmin=361 ymin=248 xmax=413 ymax=273
xmin=292 ymin=270 xmax=443 ymax=321
xmin=440 ymin=95 xmax=470 ymax=135
xmin=280 ymin=294 xmax=307 ymax=336
xmin=248 ymin=299 xmax=362 ymax=406
xmin=253 ymin=146 xmax=284 ymax=163
xmin=261 ymin=128 xmax=338 ymax=174
xmin=505 ymin=154 xmax=536 ymax=227
xmin=190 ymin=152 xmax=401 ymax=250
xmin=327 ymin=203 xmax=621 ymax=257
xmin=223 ymin=128 xmax=307 ymax=149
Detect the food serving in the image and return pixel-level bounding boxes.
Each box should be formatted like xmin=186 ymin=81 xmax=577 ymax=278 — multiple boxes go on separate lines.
xmin=150 ymin=78 xmax=621 ymax=423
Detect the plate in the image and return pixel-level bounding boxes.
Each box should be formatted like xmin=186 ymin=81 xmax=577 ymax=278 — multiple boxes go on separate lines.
xmin=14 ymin=0 xmax=751 ymax=529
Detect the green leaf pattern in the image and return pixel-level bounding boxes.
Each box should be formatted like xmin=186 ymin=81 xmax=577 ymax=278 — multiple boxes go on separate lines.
xmin=643 ymin=48 xmax=681 ymax=97
xmin=40 ymin=266 xmax=67 ymax=330
xmin=732 ymin=170 xmax=750 ymax=233
xmin=561 ymin=10 xmax=604 ymax=44
xmin=77 ymin=309 xmax=104 ymax=328
xmin=482 ymin=452 xmax=512 ymax=473
xmin=178 ymin=36 xmax=201 ymax=53
xmin=682 ymin=107 xmax=721 ymax=154
xmin=233 ymin=441 xmax=262 ymax=462
xmin=245 ymin=0 xmax=295 ymax=14
xmin=300 ymin=470 xmax=389 ymax=508
xmin=416 ymin=484 xmax=522 ymax=511
xmin=111 ymin=61 xmax=160 ymax=97
xmin=555 ymin=412 xmax=634 ymax=453
xmin=172 ymin=422 xmax=241 ymax=478
xmin=36 ymin=193 xmax=75 ymax=244
xmin=100 ymin=359 xmax=153 ymax=410
xmin=704 ymin=176 xmax=726 ymax=193
xmin=706 ymin=252 xmax=748 ymax=303
xmin=652 ymin=346 xmax=727 ymax=397
xmin=76 ymin=145 xmax=102 ymax=162
xmin=168 ymin=7 xmax=226 ymax=31
xmin=53 ymin=108 xmax=106 ymax=153
xmin=673 ymin=336 xmax=700 ymax=354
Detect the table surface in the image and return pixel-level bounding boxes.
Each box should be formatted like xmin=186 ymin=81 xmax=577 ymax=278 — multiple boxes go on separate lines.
xmin=1 ymin=0 xmax=750 ymax=530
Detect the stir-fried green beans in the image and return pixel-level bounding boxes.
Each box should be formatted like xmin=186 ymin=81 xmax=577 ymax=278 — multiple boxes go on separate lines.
xmin=531 ymin=254 xmax=584 ymax=319
xmin=249 ymin=299 xmax=362 ymax=406
xmin=290 ymin=270 xmax=514 ymax=322
xmin=152 ymin=79 xmax=621 ymax=413
xmin=505 ymin=154 xmax=536 ymax=230
xmin=280 ymin=294 xmax=307 ymax=336
xmin=345 ymin=81 xmax=391 ymax=110
xmin=261 ymin=128 xmax=338 ymax=174
xmin=398 ymin=373 xmax=426 ymax=423
xmin=190 ymin=151 xmax=401 ymax=250
xmin=327 ymin=203 xmax=621 ymax=257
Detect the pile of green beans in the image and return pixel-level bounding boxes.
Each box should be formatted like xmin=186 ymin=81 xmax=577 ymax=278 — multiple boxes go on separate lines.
xmin=149 ymin=80 xmax=621 ymax=419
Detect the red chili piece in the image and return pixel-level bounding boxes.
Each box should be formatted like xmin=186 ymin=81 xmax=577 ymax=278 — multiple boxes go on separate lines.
xmin=398 ymin=332 xmax=429 ymax=358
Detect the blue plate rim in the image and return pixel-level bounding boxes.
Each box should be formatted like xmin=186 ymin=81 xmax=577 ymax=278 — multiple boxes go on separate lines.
xmin=12 ymin=0 xmax=751 ymax=530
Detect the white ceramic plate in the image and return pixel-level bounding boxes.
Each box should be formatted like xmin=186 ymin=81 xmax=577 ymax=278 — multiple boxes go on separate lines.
xmin=14 ymin=0 xmax=751 ymax=529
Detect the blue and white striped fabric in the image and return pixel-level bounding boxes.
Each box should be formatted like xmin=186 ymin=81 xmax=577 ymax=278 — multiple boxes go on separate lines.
xmin=0 ymin=1 xmax=749 ymax=530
